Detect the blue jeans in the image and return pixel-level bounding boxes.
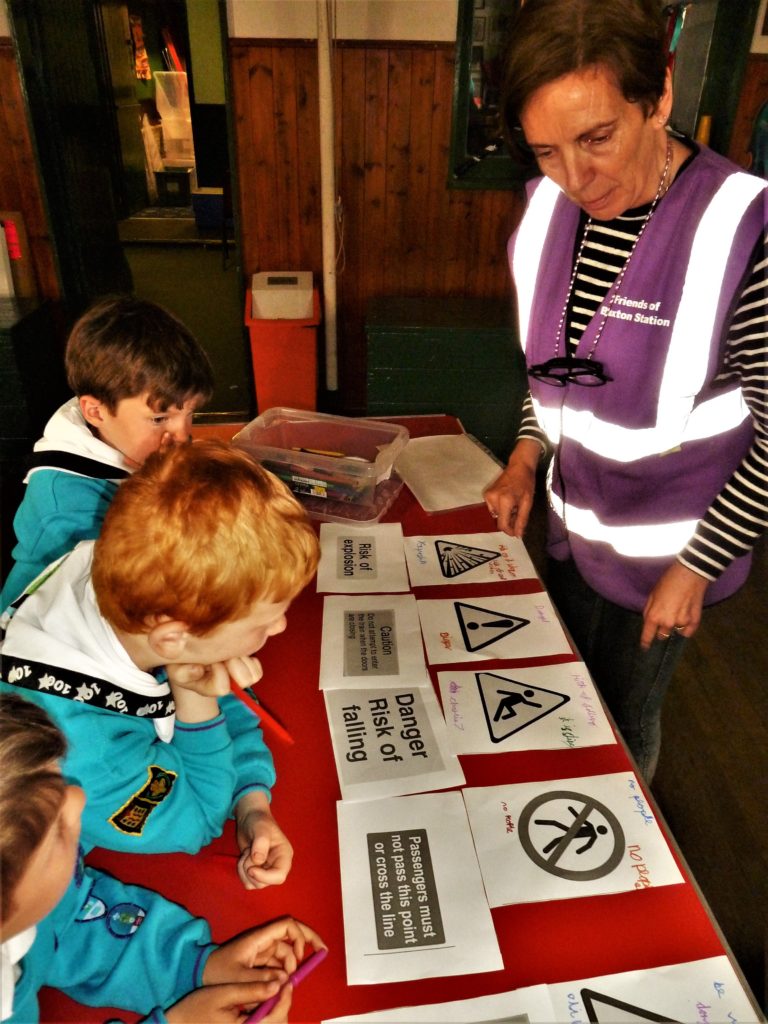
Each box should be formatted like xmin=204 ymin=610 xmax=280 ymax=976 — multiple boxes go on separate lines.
xmin=546 ymin=558 xmax=687 ymax=782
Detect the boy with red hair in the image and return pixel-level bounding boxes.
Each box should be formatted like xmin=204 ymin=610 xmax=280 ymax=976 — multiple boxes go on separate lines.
xmin=1 ymin=441 xmax=319 ymax=888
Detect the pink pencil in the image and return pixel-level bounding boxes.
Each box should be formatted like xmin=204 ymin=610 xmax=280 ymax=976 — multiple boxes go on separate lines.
xmin=244 ymin=948 xmax=328 ymax=1022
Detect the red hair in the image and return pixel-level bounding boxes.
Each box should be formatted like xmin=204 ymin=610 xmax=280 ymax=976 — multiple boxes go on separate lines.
xmin=92 ymin=440 xmax=319 ymax=634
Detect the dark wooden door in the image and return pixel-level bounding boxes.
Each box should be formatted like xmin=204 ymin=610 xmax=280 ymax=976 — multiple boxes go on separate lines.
xmin=95 ymin=0 xmax=148 ymax=218
xmin=8 ymin=0 xmax=132 ymax=312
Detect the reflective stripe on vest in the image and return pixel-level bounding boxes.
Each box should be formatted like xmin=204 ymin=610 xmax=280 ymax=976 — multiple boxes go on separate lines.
xmin=545 ymin=458 xmax=699 ymax=557
xmin=515 ymin=174 xmax=764 ymax=463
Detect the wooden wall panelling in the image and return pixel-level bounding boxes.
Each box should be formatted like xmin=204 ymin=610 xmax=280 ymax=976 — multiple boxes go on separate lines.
xmin=326 ymin=44 xmax=374 ymax=403
xmin=362 ymin=48 xmax=389 ymax=299
xmin=383 ymin=48 xmax=412 ymax=297
xmin=338 ymin=45 xmax=370 ymax=400
xmin=230 ymin=39 xmax=524 ymax=412
xmin=423 ymin=48 xmax=456 ymax=296
xmin=239 ymin=45 xmax=280 ymax=269
xmin=295 ymin=45 xmax=322 ymax=260
xmin=272 ymin=46 xmax=298 ymax=262
xmin=230 ymin=43 xmax=265 ymax=269
xmin=403 ymin=49 xmax=438 ymax=295
xmin=0 ymin=40 xmax=59 ymax=300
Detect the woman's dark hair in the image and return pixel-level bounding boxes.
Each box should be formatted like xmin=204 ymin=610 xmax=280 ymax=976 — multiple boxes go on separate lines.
xmin=501 ymin=0 xmax=668 ymax=156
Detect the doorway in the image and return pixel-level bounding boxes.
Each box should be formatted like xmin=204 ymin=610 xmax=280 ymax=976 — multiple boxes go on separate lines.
xmin=9 ymin=0 xmax=252 ymax=422
xmin=106 ymin=0 xmax=250 ymax=420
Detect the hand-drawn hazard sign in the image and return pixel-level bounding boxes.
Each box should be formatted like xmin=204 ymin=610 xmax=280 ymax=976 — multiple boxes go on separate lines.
xmin=581 ymin=988 xmax=679 ymax=1023
xmin=454 ymin=602 xmax=529 ymax=652
xmin=476 ymin=672 xmax=570 ymax=742
xmin=435 ymin=540 xmax=500 ymax=579
xmin=518 ymin=790 xmax=625 ymax=880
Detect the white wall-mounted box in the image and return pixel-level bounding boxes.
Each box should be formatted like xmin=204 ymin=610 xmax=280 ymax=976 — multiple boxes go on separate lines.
xmin=251 ymin=271 xmax=314 ymax=320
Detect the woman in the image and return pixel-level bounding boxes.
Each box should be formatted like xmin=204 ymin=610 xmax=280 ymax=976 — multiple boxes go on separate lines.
xmin=485 ymin=0 xmax=768 ymax=780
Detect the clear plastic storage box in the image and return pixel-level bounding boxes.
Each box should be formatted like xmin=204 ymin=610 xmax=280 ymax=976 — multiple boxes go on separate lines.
xmin=233 ymin=408 xmax=409 ymax=514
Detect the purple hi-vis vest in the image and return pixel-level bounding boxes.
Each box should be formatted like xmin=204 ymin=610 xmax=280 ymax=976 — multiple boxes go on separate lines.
xmin=509 ymin=146 xmax=767 ymax=611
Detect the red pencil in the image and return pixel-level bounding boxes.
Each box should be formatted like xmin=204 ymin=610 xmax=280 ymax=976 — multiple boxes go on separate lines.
xmin=232 ymin=684 xmax=295 ymax=745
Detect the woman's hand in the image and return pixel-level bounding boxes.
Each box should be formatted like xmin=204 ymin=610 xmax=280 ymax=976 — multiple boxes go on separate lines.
xmin=483 ymin=439 xmax=542 ymax=537
xmin=641 ymin=560 xmax=710 ymax=649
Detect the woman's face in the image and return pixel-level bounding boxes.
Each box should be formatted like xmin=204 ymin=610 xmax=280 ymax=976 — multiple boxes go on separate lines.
xmin=520 ymin=64 xmax=672 ymax=220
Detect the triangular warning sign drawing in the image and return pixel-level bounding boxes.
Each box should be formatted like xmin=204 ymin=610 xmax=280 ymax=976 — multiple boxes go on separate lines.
xmin=581 ymin=988 xmax=679 ymax=1023
xmin=476 ymin=672 xmax=570 ymax=741
xmin=454 ymin=602 xmax=529 ymax=652
xmin=435 ymin=540 xmax=500 ymax=579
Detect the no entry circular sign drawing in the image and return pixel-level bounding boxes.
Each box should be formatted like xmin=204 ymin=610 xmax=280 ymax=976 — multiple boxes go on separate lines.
xmin=518 ymin=790 xmax=625 ymax=881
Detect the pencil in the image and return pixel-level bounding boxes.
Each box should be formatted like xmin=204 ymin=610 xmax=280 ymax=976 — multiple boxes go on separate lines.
xmin=232 ymin=684 xmax=295 ymax=745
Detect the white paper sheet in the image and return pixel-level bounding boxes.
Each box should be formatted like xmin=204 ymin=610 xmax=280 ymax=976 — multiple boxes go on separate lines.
xmin=437 ymin=662 xmax=616 ymax=753
xmin=323 ymin=957 xmax=759 ymax=1024
xmin=395 ymin=434 xmax=501 ymax=512
xmin=417 ymin=593 xmax=572 ymax=664
xmin=324 ymin=983 xmax=556 ymax=1023
xmin=324 ymin=685 xmax=465 ymax=801
xmin=548 ymin=956 xmax=760 ymax=1023
xmin=320 ymin=595 xmax=430 ymax=689
xmin=463 ymin=772 xmax=684 ymax=907
xmin=404 ymin=531 xmax=539 ymax=586
xmin=337 ymin=791 xmax=503 ymax=985
xmin=318 ymin=522 xmax=410 ymax=593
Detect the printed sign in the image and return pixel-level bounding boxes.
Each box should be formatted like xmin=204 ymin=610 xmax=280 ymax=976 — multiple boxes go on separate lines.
xmin=404 ymin=532 xmax=539 ymax=587
xmin=547 ymin=957 xmax=759 ymax=1023
xmin=367 ymin=829 xmax=445 ymax=948
xmin=324 ymin=957 xmax=758 ymax=1024
xmin=437 ymin=663 xmax=616 ymax=753
xmin=337 ymin=791 xmax=502 ymax=984
xmin=318 ymin=523 xmax=409 ymax=593
xmin=344 ymin=609 xmax=399 ymax=676
xmin=320 ymin=595 xmax=430 ymax=690
xmin=463 ymin=773 xmax=684 ymax=907
xmin=417 ymin=593 xmax=572 ymax=664
xmin=325 ymin=685 xmax=464 ymax=800
xmin=325 ymin=985 xmax=553 ymax=1024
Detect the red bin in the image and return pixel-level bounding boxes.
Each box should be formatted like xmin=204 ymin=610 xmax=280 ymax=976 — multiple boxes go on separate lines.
xmin=244 ymin=288 xmax=320 ymax=412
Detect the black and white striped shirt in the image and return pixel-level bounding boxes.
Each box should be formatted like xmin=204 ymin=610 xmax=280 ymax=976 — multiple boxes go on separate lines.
xmin=517 ymin=181 xmax=768 ymax=581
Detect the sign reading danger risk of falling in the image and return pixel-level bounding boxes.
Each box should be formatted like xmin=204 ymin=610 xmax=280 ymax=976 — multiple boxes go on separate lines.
xmin=324 ymin=685 xmax=464 ymax=801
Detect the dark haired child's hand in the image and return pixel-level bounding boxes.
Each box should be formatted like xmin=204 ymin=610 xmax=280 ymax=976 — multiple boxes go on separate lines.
xmin=167 ymin=656 xmax=264 ymax=699
xmin=164 ymin=978 xmax=291 ymax=1023
xmin=235 ymin=791 xmax=294 ymax=889
xmin=203 ymin=915 xmax=326 ymax=983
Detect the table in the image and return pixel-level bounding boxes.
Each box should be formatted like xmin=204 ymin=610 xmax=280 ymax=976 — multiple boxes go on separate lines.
xmin=41 ymin=415 xmax=761 ymax=1023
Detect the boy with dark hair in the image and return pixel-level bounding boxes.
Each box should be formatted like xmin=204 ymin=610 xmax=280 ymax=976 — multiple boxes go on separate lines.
xmin=0 ymin=691 xmax=325 ymax=1024
xmin=1 ymin=295 xmax=214 ymax=607
xmin=1 ymin=441 xmax=320 ymax=889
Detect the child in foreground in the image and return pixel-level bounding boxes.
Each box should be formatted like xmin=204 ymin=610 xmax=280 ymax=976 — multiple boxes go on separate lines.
xmin=0 ymin=441 xmax=319 ymax=888
xmin=1 ymin=295 xmax=214 ymax=607
xmin=0 ymin=692 xmax=325 ymax=1024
